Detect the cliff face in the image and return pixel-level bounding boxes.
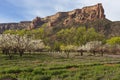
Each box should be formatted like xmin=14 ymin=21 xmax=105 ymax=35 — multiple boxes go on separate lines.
xmin=0 ymin=3 xmax=106 ymax=32
xmin=0 ymin=3 xmax=119 ymax=37
xmin=0 ymin=21 xmax=31 ymax=33
xmin=64 ymin=3 xmax=105 ymax=25
xmin=44 ymin=3 xmax=105 ymax=26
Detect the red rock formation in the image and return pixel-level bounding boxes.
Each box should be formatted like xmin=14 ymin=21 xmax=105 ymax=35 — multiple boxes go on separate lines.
xmin=42 ymin=3 xmax=105 ymax=26
xmin=45 ymin=12 xmax=68 ymax=26
xmin=64 ymin=3 xmax=105 ymax=25
xmin=29 ymin=17 xmax=44 ymax=30
xmin=0 ymin=3 xmax=105 ymax=31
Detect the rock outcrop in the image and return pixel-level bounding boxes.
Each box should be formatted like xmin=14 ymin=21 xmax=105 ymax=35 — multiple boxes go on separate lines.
xmin=0 ymin=21 xmax=31 ymax=33
xmin=29 ymin=17 xmax=44 ymax=30
xmin=64 ymin=3 xmax=105 ymax=24
xmin=44 ymin=3 xmax=105 ymax=26
xmin=0 ymin=3 xmax=119 ymax=37
xmin=45 ymin=12 xmax=68 ymax=26
xmin=0 ymin=3 xmax=106 ymax=32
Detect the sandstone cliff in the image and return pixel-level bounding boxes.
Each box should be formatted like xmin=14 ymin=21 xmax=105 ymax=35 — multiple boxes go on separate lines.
xmin=0 ymin=21 xmax=31 ymax=33
xmin=44 ymin=3 xmax=105 ymax=27
xmin=0 ymin=3 xmax=119 ymax=37
xmin=0 ymin=3 xmax=106 ymax=32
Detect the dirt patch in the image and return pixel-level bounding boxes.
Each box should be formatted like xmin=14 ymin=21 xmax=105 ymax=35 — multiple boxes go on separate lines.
xmin=104 ymin=63 xmax=116 ymax=66
xmin=32 ymin=60 xmax=41 ymax=64
xmin=68 ymin=67 xmax=78 ymax=71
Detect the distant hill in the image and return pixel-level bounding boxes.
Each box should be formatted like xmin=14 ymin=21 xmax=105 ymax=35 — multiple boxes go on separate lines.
xmin=0 ymin=3 xmax=120 ymax=37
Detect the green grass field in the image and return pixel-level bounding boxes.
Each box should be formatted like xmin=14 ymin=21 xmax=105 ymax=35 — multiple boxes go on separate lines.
xmin=0 ymin=52 xmax=120 ymax=80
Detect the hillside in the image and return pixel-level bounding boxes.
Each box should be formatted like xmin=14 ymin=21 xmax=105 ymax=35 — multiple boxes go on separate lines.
xmin=0 ymin=3 xmax=120 ymax=37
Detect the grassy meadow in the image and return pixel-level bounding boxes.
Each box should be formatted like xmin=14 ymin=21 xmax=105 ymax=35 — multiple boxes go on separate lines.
xmin=0 ymin=52 xmax=120 ymax=80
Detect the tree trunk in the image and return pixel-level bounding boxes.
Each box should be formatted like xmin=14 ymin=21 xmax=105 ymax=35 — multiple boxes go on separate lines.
xmin=8 ymin=52 xmax=12 ymax=59
xmin=66 ymin=52 xmax=69 ymax=58
xmin=81 ymin=52 xmax=83 ymax=56
xmin=13 ymin=49 xmax=17 ymax=54
xmin=20 ymin=52 xmax=23 ymax=57
xmin=2 ymin=49 xmax=8 ymax=55
xmin=19 ymin=50 xmax=24 ymax=57
xmin=28 ymin=51 xmax=32 ymax=54
xmin=2 ymin=49 xmax=5 ymax=54
xmin=93 ymin=50 xmax=96 ymax=56
xmin=8 ymin=50 xmax=11 ymax=59
xmin=80 ymin=50 xmax=83 ymax=56
xmin=101 ymin=50 xmax=104 ymax=56
xmin=66 ymin=51 xmax=70 ymax=58
xmin=5 ymin=49 xmax=9 ymax=55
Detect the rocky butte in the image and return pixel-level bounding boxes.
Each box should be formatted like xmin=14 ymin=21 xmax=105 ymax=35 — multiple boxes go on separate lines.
xmin=46 ymin=3 xmax=105 ymax=26
xmin=0 ymin=3 xmax=119 ymax=37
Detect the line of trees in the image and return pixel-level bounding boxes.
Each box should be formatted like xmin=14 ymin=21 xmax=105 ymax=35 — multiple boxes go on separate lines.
xmin=2 ymin=26 xmax=120 ymax=59
xmin=59 ymin=40 xmax=120 ymax=58
xmin=0 ymin=34 xmax=45 ymax=59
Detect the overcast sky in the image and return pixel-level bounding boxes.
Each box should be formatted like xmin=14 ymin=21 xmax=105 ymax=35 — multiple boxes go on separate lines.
xmin=0 ymin=0 xmax=120 ymax=23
